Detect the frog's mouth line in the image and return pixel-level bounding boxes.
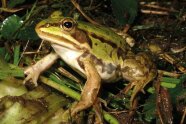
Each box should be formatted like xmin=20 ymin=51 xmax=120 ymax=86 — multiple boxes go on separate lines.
xmin=36 ymin=29 xmax=82 ymax=51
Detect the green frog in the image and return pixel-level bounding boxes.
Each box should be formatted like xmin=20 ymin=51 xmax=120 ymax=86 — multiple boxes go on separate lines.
xmin=24 ymin=11 xmax=157 ymax=117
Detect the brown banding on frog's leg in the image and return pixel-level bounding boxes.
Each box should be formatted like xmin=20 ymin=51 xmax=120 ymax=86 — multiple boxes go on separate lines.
xmin=71 ymin=58 xmax=101 ymax=116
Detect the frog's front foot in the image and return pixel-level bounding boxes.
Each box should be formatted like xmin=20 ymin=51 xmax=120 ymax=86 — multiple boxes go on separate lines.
xmin=23 ymin=52 xmax=59 ymax=87
xmin=23 ymin=66 xmax=41 ymax=87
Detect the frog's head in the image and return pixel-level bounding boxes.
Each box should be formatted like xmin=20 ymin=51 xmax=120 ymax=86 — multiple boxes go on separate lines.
xmin=35 ymin=11 xmax=91 ymax=51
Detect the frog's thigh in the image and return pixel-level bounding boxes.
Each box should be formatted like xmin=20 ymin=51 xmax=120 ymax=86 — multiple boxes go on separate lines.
xmin=121 ymin=54 xmax=156 ymax=106
xmin=71 ymin=59 xmax=101 ymax=116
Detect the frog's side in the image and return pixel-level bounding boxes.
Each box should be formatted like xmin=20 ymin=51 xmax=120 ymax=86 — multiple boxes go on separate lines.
xmin=24 ymin=12 xmax=157 ymax=120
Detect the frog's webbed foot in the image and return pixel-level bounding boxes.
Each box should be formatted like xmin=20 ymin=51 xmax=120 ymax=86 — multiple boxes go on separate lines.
xmin=71 ymin=58 xmax=102 ymax=120
xmin=126 ymin=80 xmax=149 ymax=106
xmin=23 ymin=66 xmax=40 ymax=86
xmin=23 ymin=52 xmax=59 ymax=87
xmin=92 ymin=99 xmax=103 ymax=124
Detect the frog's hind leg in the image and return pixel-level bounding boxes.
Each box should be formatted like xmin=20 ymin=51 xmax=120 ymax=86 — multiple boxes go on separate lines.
xmin=71 ymin=58 xmax=101 ymax=117
xmin=128 ymin=77 xmax=153 ymax=106
xmin=121 ymin=53 xmax=157 ymax=106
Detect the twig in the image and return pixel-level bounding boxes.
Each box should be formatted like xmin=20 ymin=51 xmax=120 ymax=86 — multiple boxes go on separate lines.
xmin=0 ymin=8 xmax=24 ymax=13
xmin=34 ymin=39 xmax=44 ymax=60
xmin=19 ymin=40 xmax=30 ymax=63
xmin=70 ymin=0 xmax=100 ymax=26
xmin=171 ymin=46 xmax=186 ymax=53
xmin=22 ymin=51 xmax=47 ymax=55
xmin=141 ymin=9 xmax=169 ymax=15
xmin=141 ymin=4 xmax=178 ymax=12
xmin=158 ymin=70 xmax=180 ymax=78
xmin=180 ymin=107 xmax=186 ymax=124
xmin=57 ymin=67 xmax=82 ymax=84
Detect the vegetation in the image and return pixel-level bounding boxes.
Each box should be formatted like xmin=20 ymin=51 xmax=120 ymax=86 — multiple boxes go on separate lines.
xmin=0 ymin=0 xmax=186 ymax=123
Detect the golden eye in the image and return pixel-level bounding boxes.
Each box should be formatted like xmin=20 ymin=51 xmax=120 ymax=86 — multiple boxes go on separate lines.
xmin=61 ymin=18 xmax=75 ymax=31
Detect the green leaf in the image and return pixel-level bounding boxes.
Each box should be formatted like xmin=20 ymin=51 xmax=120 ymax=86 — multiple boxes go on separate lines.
xmin=0 ymin=56 xmax=24 ymax=79
xmin=147 ymin=76 xmax=183 ymax=93
xmin=143 ymin=95 xmax=156 ymax=122
xmin=13 ymin=44 xmax=20 ymax=65
xmin=7 ymin=0 xmax=25 ymax=8
xmin=169 ymin=74 xmax=186 ymax=104
xmin=0 ymin=47 xmax=6 ymax=58
xmin=144 ymin=74 xmax=186 ymax=122
xmin=111 ymin=0 xmax=138 ymax=25
xmin=17 ymin=25 xmax=39 ymax=40
xmin=0 ymin=78 xmax=27 ymax=98
xmin=0 ymin=47 xmax=11 ymax=62
xmin=161 ymin=77 xmax=181 ymax=84
xmin=1 ymin=15 xmax=23 ymax=40
xmin=0 ymin=84 xmax=68 ymax=124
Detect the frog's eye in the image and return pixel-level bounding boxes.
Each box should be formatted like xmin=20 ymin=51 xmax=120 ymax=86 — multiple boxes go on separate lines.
xmin=64 ymin=21 xmax=72 ymax=28
xmin=61 ymin=18 xmax=75 ymax=31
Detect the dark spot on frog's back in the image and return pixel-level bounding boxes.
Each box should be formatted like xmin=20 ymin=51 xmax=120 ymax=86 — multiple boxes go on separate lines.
xmin=90 ymin=33 xmax=117 ymax=48
xmin=117 ymin=47 xmax=126 ymax=60
xmin=71 ymin=29 xmax=92 ymax=48
xmin=103 ymin=63 xmax=116 ymax=74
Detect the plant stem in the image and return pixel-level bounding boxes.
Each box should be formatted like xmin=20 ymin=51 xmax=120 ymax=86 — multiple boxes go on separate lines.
xmin=40 ymin=76 xmax=119 ymax=124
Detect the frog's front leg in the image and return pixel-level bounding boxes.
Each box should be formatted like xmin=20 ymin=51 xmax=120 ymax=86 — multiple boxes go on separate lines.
xmin=23 ymin=52 xmax=59 ymax=86
xmin=71 ymin=58 xmax=101 ymax=116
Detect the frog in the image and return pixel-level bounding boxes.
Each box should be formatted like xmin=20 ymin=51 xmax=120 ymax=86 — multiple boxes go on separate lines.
xmin=23 ymin=11 xmax=157 ymax=118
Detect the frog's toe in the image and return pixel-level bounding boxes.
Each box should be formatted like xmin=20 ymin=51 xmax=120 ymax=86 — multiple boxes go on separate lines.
xmin=23 ymin=67 xmax=40 ymax=87
xmin=71 ymin=100 xmax=93 ymax=116
xmin=23 ymin=74 xmax=38 ymax=87
xmin=130 ymin=83 xmax=144 ymax=106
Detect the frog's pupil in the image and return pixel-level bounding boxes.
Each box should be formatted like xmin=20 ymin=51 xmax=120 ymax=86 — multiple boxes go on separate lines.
xmin=64 ymin=22 xmax=72 ymax=28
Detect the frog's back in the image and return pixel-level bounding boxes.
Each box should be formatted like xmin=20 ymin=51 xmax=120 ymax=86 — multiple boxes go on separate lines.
xmin=78 ymin=21 xmax=129 ymax=48
xmin=78 ymin=21 xmax=131 ymax=64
